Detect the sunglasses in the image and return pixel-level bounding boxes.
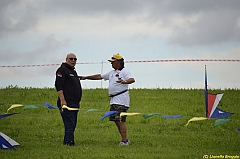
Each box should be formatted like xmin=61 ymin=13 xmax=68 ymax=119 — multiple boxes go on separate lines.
xmin=69 ymin=58 xmax=77 ymax=61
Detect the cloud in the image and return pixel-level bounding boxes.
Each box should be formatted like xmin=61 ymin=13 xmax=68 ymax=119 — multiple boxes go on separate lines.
xmin=0 ymin=35 xmax=70 ymax=65
xmin=178 ymin=47 xmax=240 ymax=88
xmin=43 ymin=0 xmax=240 ymax=46
xmin=44 ymin=0 xmax=145 ymax=16
xmin=1 ymin=0 xmax=240 ymax=46
xmin=168 ymin=10 xmax=240 ymax=46
xmin=0 ymin=0 xmax=239 ymax=89
xmin=0 ymin=0 xmax=40 ymax=37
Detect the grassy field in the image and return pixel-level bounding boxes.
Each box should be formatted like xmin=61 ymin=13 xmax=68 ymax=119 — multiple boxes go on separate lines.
xmin=0 ymin=87 xmax=239 ymax=159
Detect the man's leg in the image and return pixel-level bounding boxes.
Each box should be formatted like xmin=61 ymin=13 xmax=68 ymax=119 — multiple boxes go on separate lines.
xmin=60 ymin=110 xmax=78 ymax=146
xmin=115 ymin=121 xmax=127 ymax=141
xmin=109 ymin=104 xmax=129 ymax=145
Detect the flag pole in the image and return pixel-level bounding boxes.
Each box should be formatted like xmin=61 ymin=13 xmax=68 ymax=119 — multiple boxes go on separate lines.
xmin=204 ymin=65 xmax=208 ymax=118
xmin=101 ymin=60 xmax=103 ymax=88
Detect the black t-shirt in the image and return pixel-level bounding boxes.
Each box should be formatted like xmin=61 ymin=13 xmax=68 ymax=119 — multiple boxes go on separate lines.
xmin=55 ymin=63 xmax=82 ymax=105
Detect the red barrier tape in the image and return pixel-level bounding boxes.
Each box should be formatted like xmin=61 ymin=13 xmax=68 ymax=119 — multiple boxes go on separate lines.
xmin=126 ymin=59 xmax=240 ymax=63
xmin=1 ymin=59 xmax=239 ymax=68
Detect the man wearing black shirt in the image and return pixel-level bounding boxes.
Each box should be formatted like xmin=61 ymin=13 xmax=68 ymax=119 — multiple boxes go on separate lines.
xmin=55 ymin=53 xmax=82 ymax=146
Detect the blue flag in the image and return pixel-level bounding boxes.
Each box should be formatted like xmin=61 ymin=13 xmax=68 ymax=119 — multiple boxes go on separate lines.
xmin=44 ymin=102 xmax=58 ymax=109
xmin=100 ymin=111 xmax=118 ymax=121
xmin=161 ymin=115 xmax=182 ymax=118
xmin=0 ymin=113 xmax=18 ymax=119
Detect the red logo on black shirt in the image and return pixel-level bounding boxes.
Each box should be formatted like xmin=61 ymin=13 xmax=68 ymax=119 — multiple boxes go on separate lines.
xmin=56 ymin=72 xmax=62 ymax=77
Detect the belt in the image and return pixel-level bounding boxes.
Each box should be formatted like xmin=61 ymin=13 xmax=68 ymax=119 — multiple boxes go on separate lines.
xmin=109 ymin=90 xmax=128 ymax=97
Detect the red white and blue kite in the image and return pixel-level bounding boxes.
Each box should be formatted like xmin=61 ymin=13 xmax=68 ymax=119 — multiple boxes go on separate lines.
xmin=185 ymin=66 xmax=234 ymax=126
xmin=204 ymin=65 xmax=233 ymax=119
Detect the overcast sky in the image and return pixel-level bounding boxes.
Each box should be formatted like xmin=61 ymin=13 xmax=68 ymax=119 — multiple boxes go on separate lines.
xmin=0 ymin=0 xmax=240 ymax=89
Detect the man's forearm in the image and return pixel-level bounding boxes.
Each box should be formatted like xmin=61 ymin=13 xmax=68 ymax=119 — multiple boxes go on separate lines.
xmin=125 ymin=78 xmax=135 ymax=84
xmin=57 ymin=90 xmax=65 ymax=100
xmin=80 ymin=74 xmax=102 ymax=80
xmin=57 ymin=90 xmax=67 ymax=106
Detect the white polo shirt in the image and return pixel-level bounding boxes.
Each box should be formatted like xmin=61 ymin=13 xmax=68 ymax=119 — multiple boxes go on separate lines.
xmin=101 ymin=68 xmax=133 ymax=107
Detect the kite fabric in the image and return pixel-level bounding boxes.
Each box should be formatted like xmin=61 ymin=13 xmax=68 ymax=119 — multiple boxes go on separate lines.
xmin=214 ymin=119 xmax=231 ymax=127
xmin=120 ymin=112 xmax=141 ymax=117
xmin=185 ymin=117 xmax=207 ymax=126
xmin=0 ymin=113 xmax=18 ymax=119
xmin=62 ymin=105 xmax=79 ymax=111
xmin=161 ymin=115 xmax=183 ymax=118
xmin=210 ymin=108 xmax=233 ymax=119
xmin=143 ymin=113 xmax=161 ymax=119
xmin=44 ymin=102 xmax=58 ymax=109
xmin=85 ymin=109 xmax=101 ymax=113
xmin=207 ymin=93 xmax=223 ymax=118
xmin=100 ymin=111 xmax=118 ymax=121
xmin=0 ymin=132 xmax=20 ymax=150
xmin=23 ymin=105 xmax=42 ymax=110
xmin=6 ymin=104 xmax=24 ymax=113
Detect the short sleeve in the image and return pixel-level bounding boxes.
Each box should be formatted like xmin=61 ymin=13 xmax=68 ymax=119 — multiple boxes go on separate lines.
xmin=101 ymin=71 xmax=112 ymax=80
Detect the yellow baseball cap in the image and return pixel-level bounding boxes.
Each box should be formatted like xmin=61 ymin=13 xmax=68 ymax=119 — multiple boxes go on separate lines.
xmin=108 ymin=53 xmax=124 ymax=62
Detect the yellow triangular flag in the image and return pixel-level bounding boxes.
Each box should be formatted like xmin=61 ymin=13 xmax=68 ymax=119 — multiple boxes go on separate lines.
xmin=120 ymin=112 xmax=141 ymax=117
xmin=7 ymin=104 xmax=24 ymax=113
xmin=62 ymin=105 xmax=79 ymax=111
xmin=185 ymin=117 xmax=207 ymax=126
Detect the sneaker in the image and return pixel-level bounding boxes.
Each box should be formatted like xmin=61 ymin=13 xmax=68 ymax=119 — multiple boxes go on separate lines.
xmin=119 ymin=139 xmax=130 ymax=146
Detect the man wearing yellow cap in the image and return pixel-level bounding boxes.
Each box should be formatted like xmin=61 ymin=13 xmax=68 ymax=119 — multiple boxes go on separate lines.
xmin=80 ymin=53 xmax=135 ymax=146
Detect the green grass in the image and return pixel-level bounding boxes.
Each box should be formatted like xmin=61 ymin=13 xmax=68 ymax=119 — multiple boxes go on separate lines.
xmin=0 ymin=87 xmax=239 ymax=159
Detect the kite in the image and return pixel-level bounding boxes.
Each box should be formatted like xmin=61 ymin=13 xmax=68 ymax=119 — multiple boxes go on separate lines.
xmin=206 ymin=93 xmax=233 ymax=119
xmin=44 ymin=102 xmax=58 ymax=109
xmin=237 ymin=128 xmax=240 ymax=132
xmin=120 ymin=112 xmax=141 ymax=117
xmin=62 ymin=105 xmax=79 ymax=111
xmin=0 ymin=132 xmax=20 ymax=150
xmin=186 ymin=66 xmax=234 ymax=127
xmin=143 ymin=113 xmax=161 ymax=119
xmin=23 ymin=105 xmax=41 ymax=110
xmin=204 ymin=66 xmax=233 ymax=119
xmin=185 ymin=117 xmax=207 ymax=126
xmin=0 ymin=113 xmax=18 ymax=119
xmin=6 ymin=104 xmax=24 ymax=113
xmin=214 ymin=119 xmax=231 ymax=127
xmin=161 ymin=115 xmax=182 ymax=118
xmin=100 ymin=111 xmax=118 ymax=121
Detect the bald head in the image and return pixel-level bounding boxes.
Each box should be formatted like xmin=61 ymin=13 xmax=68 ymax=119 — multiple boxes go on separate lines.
xmin=66 ymin=53 xmax=76 ymax=60
xmin=65 ymin=53 xmax=77 ymax=68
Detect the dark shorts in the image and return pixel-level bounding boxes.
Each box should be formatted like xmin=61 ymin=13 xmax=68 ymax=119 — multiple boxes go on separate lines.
xmin=109 ymin=104 xmax=129 ymax=122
